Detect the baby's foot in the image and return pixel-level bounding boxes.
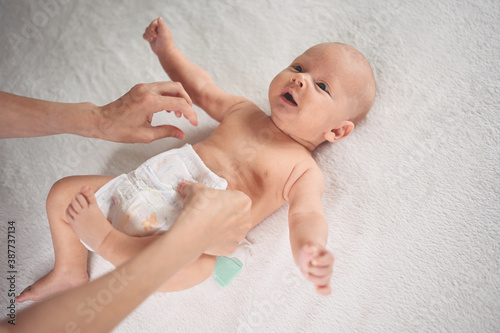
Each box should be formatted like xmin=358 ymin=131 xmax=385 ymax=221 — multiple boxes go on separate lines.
xmin=65 ymin=186 xmax=113 ymax=253
xmin=143 ymin=17 xmax=174 ymax=56
xmin=16 ymin=268 xmax=88 ymax=303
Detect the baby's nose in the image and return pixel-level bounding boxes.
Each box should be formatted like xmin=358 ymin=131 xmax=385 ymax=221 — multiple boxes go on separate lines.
xmin=292 ymin=73 xmax=305 ymax=87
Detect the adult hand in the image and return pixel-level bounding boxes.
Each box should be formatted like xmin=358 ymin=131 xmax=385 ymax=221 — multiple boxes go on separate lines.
xmin=96 ymin=81 xmax=198 ymax=143
xmin=5 ymin=183 xmax=250 ymax=333
xmin=0 ymin=82 xmax=197 ymax=142
xmin=177 ymin=181 xmax=253 ymax=255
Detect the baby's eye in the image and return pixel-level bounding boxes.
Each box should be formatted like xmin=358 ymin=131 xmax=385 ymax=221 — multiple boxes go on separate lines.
xmin=293 ymin=65 xmax=303 ymax=72
xmin=317 ymin=82 xmax=329 ymax=92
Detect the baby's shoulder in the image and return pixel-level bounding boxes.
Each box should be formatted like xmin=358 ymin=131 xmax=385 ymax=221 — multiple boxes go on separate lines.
xmin=281 ymin=156 xmax=324 ymax=200
xmin=224 ymin=99 xmax=264 ymax=119
xmin=291 ymin=153 xmax=322 ymax=177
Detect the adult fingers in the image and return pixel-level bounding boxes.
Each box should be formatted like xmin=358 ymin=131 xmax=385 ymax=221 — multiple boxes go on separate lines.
xmin=148 ymin=81 xmax=193 ymax=106
xmin=231 ymin=190 xmax=252 ymax=213
xmin=177 ymin=181 xmax=198 ymax=198
xmin=132 ymin=82 xmax=197 ymax=126
xmin=146 ymin=125 xmax=185 ymax=141
xmin=150 ymin=94 xmax=198 ymax=127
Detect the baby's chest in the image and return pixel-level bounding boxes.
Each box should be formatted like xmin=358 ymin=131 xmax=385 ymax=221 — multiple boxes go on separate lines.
xmin=238 ymin=148 xmax=298 ymax=199
xmin=236 ymin=158 xmax=291 ymax=224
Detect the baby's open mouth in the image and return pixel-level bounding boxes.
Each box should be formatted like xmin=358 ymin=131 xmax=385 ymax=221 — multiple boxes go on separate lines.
xmin=284 ymin=92 xmax=297 ymax=106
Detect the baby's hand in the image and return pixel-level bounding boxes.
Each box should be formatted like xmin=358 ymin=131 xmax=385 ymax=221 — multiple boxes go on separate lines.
xmin=143 ymin=17 xmax=174 ymax=56
xmin=298 ymin=244 xmax=334 ymax=295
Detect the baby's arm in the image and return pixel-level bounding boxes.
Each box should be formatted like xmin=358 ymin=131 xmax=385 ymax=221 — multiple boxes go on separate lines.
xmin=143 ymin=17 xmax=246 ymax=122
xmin=287 ymin=166 xmax=334 ymax=295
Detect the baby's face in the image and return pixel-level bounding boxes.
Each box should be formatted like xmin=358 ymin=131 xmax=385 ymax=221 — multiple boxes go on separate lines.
xmin=268 ymin=43 xmax=357 ymax=148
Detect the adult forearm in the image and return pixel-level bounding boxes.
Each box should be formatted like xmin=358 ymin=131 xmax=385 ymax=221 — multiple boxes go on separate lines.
xmin=0 ymin=91 xmax=98 ymax=139
xmin=11 ymin=214 xmax=206 ymax=333
xmin=0 ymin=182 xmax=252 ymax=331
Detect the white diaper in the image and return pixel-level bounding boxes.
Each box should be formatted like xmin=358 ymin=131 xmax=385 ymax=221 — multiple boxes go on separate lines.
xmin=83 ymin=144 xmax=228 ymax=251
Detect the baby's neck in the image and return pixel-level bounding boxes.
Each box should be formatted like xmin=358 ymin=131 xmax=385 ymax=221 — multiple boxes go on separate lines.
xmin=268 ymin=116 xmax=317 ymax=151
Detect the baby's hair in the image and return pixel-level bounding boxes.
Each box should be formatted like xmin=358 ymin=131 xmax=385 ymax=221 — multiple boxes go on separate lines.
xmin=309 ymin=42 xmax=376 ymax=126
xmin=342 ymin=44 xmax=376 ymax=126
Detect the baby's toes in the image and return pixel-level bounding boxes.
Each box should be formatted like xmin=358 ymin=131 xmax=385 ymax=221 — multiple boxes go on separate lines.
xmin=65 ymin=204 xmax=76 ymax=223
xmin=80 ymin=186 xmax=97 ymax=205
xmin=65 ymin=193 xmax=87 ymax=222
xmin=75 ymin=193 xmax=90 ymax=210
xmin=69 ymin=196 xmax=84 ymax=214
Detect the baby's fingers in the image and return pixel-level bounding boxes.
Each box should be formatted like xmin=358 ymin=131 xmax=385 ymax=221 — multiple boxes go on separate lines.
xmin=148 ymin=18 xmax=160 ymax=32
xmin=306 ymin=271 xmax=331 ymax=288
xmin=315 ymin=284 xmax=332 ymax=295
xmin=143 ymin=18 xmax=159 ymax=40
xmin=307 ymin=265 xmax=332 ymax=279
xmin=298 ymin=245 xmax=316 ymax=275
xmin=312 ymin=249 xmax=334 ymax=267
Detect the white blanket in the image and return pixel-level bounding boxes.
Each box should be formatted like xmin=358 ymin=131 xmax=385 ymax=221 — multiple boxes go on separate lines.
xmin=1 ymin=0 xmax=499 ymax=331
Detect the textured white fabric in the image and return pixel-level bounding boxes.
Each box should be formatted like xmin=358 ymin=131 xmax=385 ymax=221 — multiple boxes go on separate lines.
xmin=0 ymin=0 xmax=499 ymax=332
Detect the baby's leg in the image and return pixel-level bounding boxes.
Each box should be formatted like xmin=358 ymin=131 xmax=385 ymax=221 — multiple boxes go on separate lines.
xmin=16 ymin=175 xmax=113 ymax=303
xmin=93 ymin=214 xmax=217 ymax=292
xmin=65 ymin=185 xmax=115 ymax=252
xmin=67 ymin=187 xmax=217 ymax=290
xmin=65 ymin=191 xmax=218 ymax=292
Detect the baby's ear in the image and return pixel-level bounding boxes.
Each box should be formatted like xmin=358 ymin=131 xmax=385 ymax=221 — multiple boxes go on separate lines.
xmin=324 ymin=120 xmax=354 ymax=143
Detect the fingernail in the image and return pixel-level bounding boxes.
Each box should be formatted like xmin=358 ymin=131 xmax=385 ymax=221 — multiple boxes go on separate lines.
xmin=178 ymin=181 xmax=188 ymax=191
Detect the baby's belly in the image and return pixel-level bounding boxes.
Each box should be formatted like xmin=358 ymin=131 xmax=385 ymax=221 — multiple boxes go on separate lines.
xmin=193 ymin=142 xmax=241 ymax=191
xmin=193 ymin=142 xmax=287 ymax=228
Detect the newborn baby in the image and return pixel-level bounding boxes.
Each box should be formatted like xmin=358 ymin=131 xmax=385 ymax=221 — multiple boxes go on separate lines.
xmin=17 ymin=17 xmax=376 ymax=303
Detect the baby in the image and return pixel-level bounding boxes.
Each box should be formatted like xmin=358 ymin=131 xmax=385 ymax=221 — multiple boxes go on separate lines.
xmin=17 ymin=17 xmax=376 ymax=302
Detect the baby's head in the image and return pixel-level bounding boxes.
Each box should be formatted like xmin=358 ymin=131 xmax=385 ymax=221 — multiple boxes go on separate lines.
xmin=269 ymin=42 xmax=376 ymax=150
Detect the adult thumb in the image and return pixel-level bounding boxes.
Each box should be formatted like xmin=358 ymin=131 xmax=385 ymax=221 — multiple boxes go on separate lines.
xmin=150 ymin=125 xmax=185 ymax=141
xmin=177 ymin=181 xmax=193 ymax=198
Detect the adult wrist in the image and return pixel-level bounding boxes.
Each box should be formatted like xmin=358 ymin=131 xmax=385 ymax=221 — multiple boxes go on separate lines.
xmin=80 ymin=102 xmax=104 ymax=140
xmin=172 ymin=210 xmax=212 ymax=253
